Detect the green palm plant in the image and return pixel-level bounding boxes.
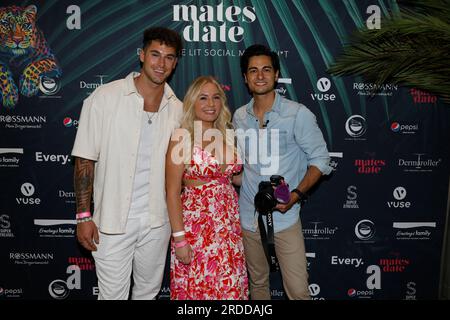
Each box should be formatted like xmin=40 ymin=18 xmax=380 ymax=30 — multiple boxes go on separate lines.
xmin=327 ymin=0 xmax=450 ymax=104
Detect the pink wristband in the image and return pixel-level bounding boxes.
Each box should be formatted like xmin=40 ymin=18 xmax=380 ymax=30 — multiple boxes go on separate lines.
xmin=76 ymin=211 xmax=91 ymax=219
xmin=174 ymin=239 xmax=188 ymax=248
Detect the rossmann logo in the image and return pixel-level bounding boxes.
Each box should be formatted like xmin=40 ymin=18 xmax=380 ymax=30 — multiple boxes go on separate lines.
xmin=352 ymin=82 xmax=398 ymax=96
xmin=158 ymin=286 xmax=170 ymax=299
xmin=10 ymin=252 xmax=54 ymax=265
xmin=0 ymin=115 xmax=46 ymax=130
xmin=173 ymin=2 xmax=256 ymax=42
xmin=0 ymin=115 xmax=46 ymax=124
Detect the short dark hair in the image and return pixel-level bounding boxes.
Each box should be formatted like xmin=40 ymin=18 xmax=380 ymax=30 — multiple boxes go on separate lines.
xmin=142 ymin=27 xmax=183 ymax=57
xmin=240 ymin=44 xmax=280 ymax=76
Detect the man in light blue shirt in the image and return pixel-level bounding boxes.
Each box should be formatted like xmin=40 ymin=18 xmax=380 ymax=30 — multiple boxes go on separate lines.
xmin=233 ymin=44 xmax=332 ymax=300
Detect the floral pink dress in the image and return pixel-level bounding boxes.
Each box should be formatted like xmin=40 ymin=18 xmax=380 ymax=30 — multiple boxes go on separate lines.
xmin=170 ymin=146 xmax=249 ymax=300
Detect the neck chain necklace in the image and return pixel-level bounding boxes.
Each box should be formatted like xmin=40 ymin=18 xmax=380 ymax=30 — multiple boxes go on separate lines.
xmin=145 ymin=111 xmax=157 ymax=125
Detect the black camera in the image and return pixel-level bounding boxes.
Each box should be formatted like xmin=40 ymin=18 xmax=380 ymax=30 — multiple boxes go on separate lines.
xmin=254 ymin=175 xmax=290 ymax=215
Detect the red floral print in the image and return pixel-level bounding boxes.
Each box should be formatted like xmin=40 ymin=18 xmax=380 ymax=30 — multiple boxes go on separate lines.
xmin=170 ymin=146 xmax=249 ymax=300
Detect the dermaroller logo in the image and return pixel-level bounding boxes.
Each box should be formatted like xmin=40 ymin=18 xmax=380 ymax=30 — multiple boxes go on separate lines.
xmin=398 ymin=153 xmax=441 ymax=172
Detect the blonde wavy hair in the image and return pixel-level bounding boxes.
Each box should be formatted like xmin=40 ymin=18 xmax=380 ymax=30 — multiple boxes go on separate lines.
xmin=181 ymin=76 xmax=235 ymax=149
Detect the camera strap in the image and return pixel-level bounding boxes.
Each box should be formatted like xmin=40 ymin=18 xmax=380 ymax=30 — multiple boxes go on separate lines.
xmin=257 ymin=210 xmax=280 ymax=272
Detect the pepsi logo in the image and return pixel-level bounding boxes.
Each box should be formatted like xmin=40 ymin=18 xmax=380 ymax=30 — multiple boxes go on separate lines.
xmin=391 ymin=122 xmax=400 ymax=132
xmin=63 ymin=117 xmax=78 ymax=128
xmin=63 ymin=117 xmax=73 ymax=127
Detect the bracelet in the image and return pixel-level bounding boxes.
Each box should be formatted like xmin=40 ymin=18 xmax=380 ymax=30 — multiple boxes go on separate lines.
xmin=76 ymin=211 xmax=91 ymax=219
xmin=291 ymin=189 xmax=306 ymax=202
xmin=172 ymin=230 xmax=186 ymax=237
xmin=77 ymin=216 xmax=93 ymax=224
xmin=174 ymin=239 xmax=188 ymax=248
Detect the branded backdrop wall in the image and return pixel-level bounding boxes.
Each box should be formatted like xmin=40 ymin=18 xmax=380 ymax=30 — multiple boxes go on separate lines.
xmin=1 ymin=0 xmax=449 ymax=300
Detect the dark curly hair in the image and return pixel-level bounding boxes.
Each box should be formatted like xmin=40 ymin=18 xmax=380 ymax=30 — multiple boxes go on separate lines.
xmin=142 ymin=27 xmax=183 ymax=57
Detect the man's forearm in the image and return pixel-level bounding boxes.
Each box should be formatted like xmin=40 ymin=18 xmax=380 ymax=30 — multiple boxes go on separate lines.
xmin=74 ymin=157 xmax=95 ymax=213
xmin=296 ymin=165 xmax=322 ymax=193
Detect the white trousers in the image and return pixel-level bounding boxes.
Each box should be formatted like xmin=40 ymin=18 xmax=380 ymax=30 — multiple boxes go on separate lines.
xmin=92 ymin=216 xmax=170 ymax=300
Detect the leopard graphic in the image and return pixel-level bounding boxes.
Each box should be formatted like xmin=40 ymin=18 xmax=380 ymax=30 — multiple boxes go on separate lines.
xmin=0 ymin=5 xmax=62 ymax=108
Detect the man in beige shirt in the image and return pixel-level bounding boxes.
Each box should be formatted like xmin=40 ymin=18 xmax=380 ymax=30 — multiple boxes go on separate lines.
xmin=71 ymin=27 xmax=183 ymax=300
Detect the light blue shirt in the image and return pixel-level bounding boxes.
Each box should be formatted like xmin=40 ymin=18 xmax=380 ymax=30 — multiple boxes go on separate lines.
xmin=232 ymin=92 xmax=332 ymax=233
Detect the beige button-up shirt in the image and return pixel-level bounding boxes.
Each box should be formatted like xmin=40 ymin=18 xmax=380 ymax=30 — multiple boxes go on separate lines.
xmin=72 ymin=72 xmax=183 ymax=234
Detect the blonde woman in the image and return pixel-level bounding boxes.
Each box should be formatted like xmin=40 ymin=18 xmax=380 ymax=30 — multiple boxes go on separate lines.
xmin=166 ymin=76 xmax=248 ymax=299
